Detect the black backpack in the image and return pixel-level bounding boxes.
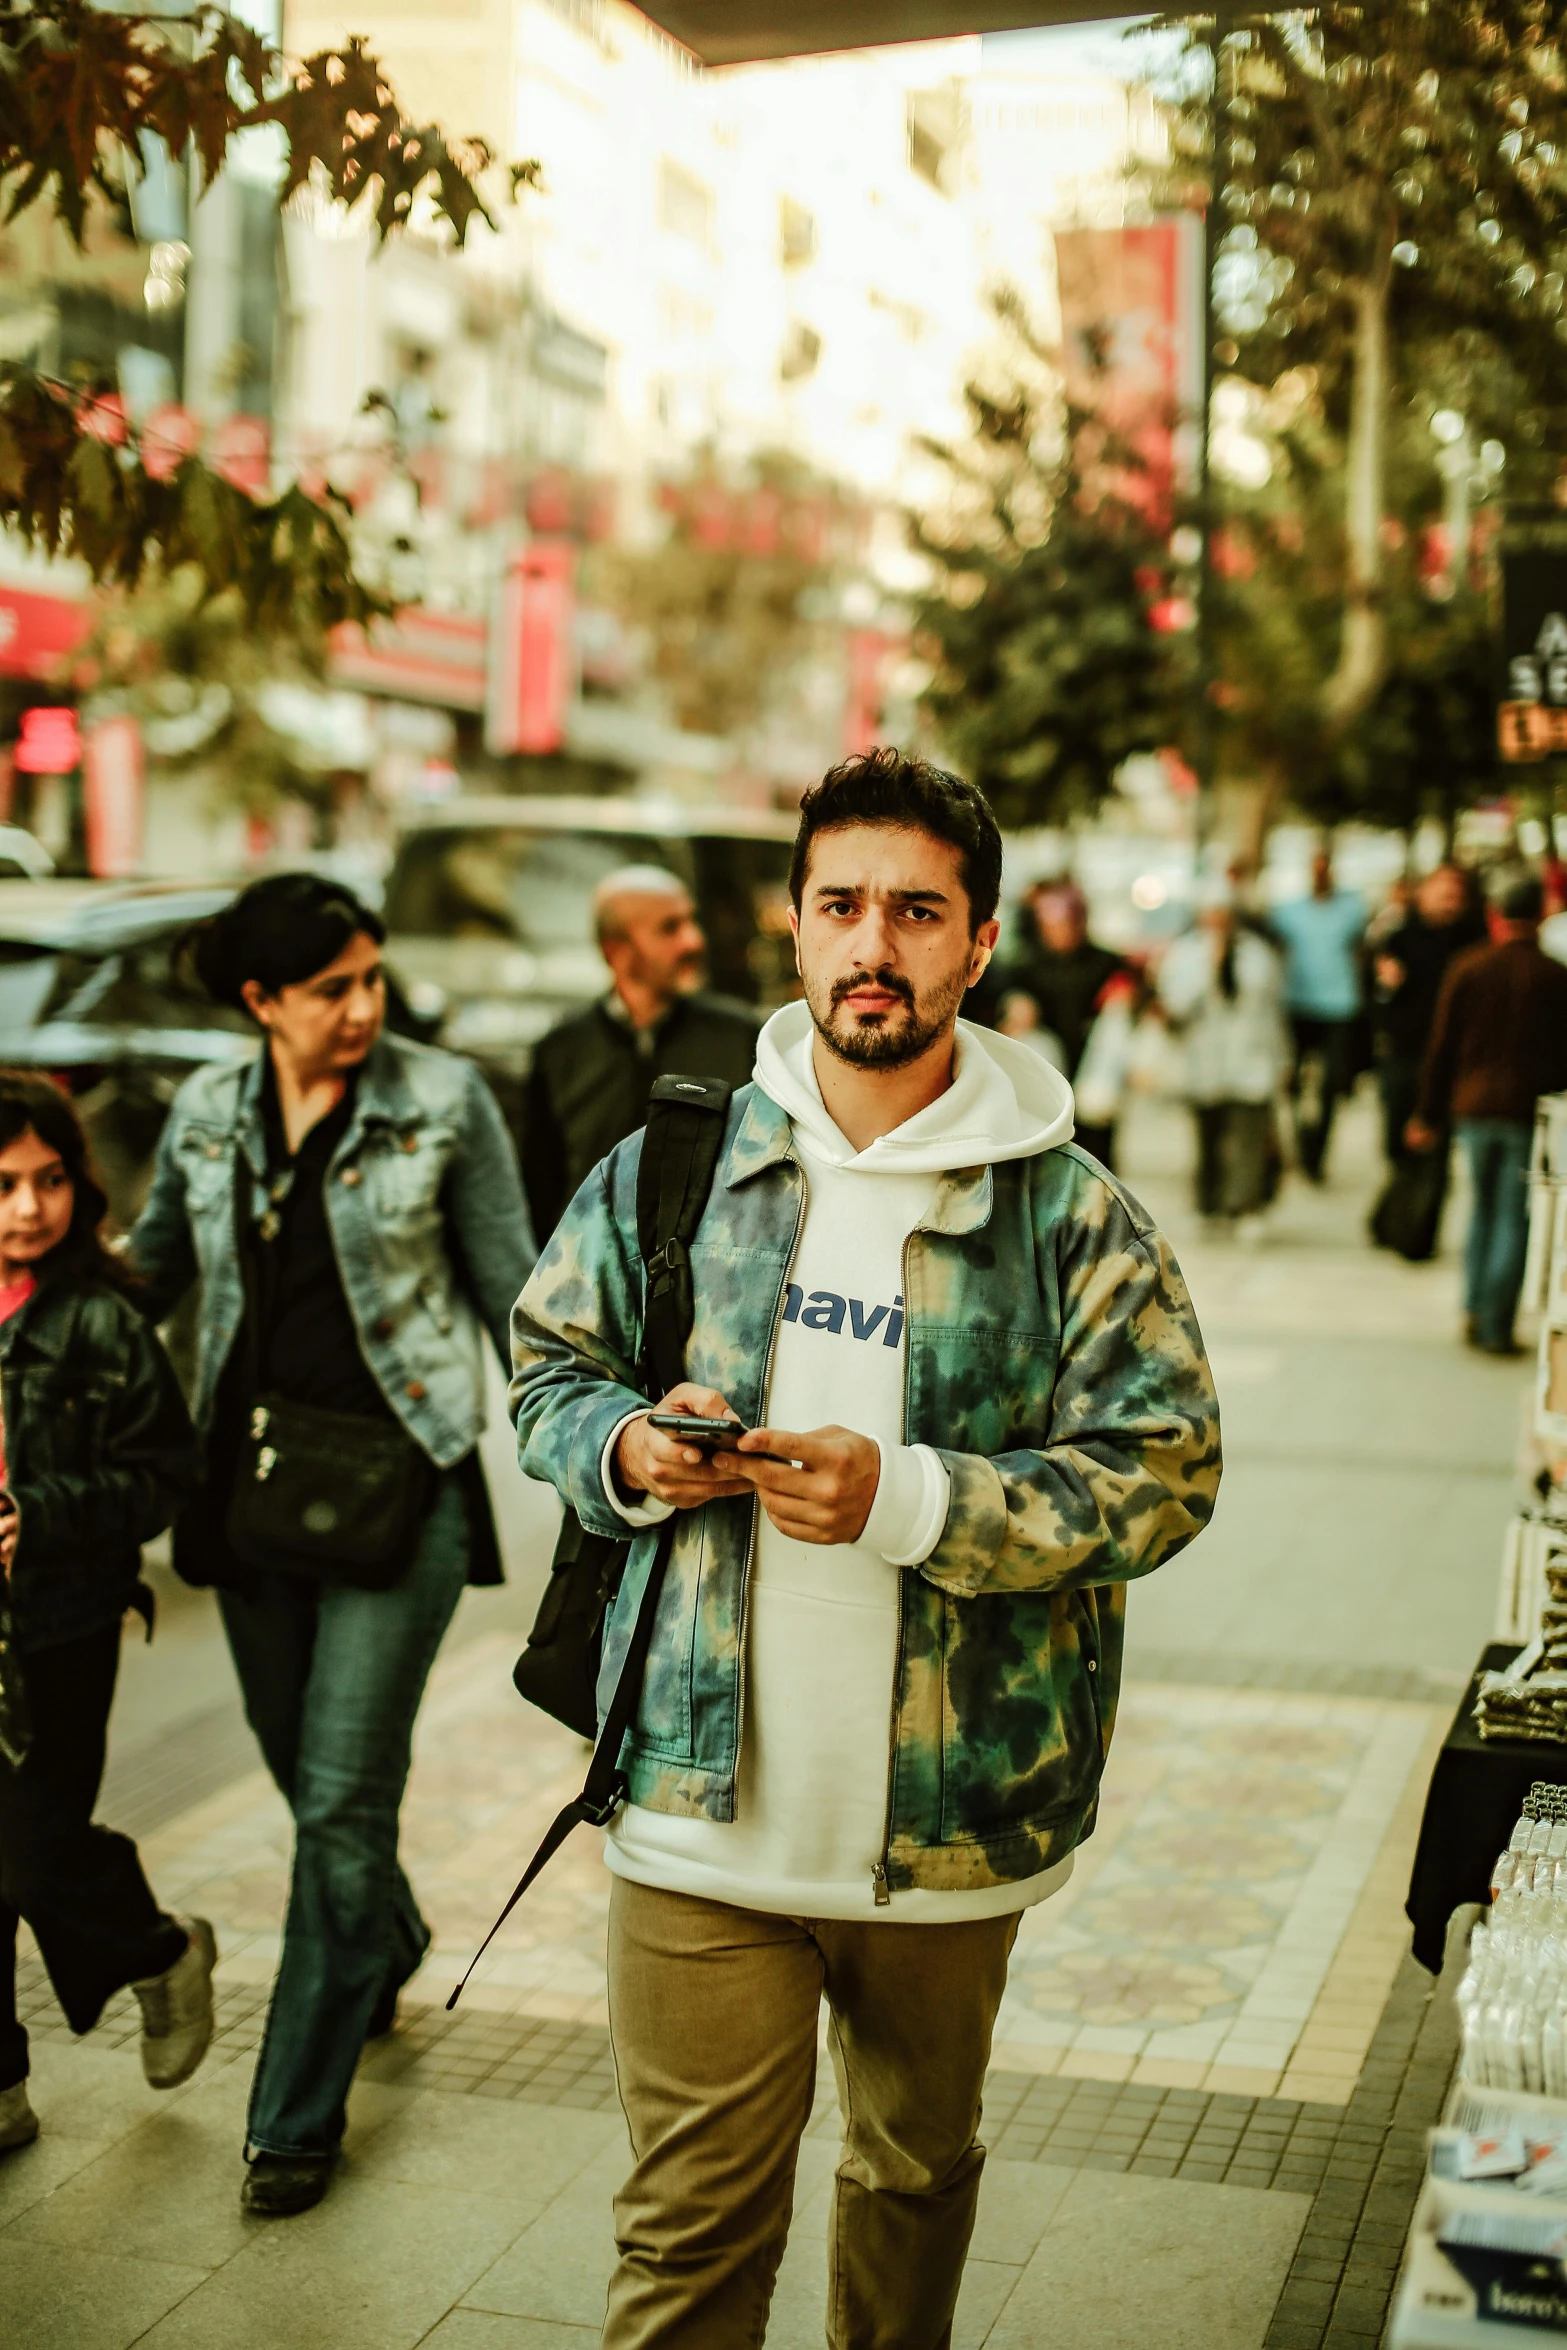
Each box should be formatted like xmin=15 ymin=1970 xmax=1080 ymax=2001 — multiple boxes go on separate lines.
xmin=448 ymin=1071 xmax=733 ymax=2008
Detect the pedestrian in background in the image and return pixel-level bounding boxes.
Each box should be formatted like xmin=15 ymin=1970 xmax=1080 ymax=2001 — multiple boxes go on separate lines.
xmin=1159 ymin=879 xmax=1290 ymax=1236
xmin=1372 ymin=863 xmax=1485 ymax=1166
xmin=1002 ymin=880 xmax=1125 ymax=1095
xmin=1270 ymin=846 xmax=1366 ymax=1183
xmin=514 ymin=749 xmax=1220 ymax=2349
xmin=1409 ymin=867 xmax=1567 ymax=1356
xmin=520 ymin=865 xmax=759 ymax=1242
xmin=0 ymin=1073 xmax=207 ymax=2159
xmin=128 ymin=876 xmax=534 ymax=2218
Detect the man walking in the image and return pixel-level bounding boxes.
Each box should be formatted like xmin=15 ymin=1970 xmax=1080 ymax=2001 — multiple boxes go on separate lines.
xmin=1409 ymin=867 xmax=1567 ymax=1355
xmin=520 ymin=865 xmax=759 ymax=1240
xmin=512 ymin=750 xmax=1222 ymax=2347
xmin=1271 ymin=846 xmax=1366 ymax=1183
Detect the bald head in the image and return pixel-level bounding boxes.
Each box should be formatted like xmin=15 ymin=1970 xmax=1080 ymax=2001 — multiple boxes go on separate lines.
xmin=593 ymin=864 xmax=707 ymax=1027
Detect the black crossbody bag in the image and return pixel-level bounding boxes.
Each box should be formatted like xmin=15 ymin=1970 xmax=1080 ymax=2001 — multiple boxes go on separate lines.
xmin=225 ymin=1164 xmax=435 ymax=1591
xmin=448 ymin=1072 xmax=733 ymax=2008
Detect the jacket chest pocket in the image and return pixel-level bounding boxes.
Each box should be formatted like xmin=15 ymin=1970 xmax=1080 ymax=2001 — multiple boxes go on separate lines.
xmin=366 ymin=1129 xmax=453 ymax=1233
xmin=907 ymin=1330 xmax=1058 ymax=1456
xmin=9 ymin=1368 xmax=120 ymax=1478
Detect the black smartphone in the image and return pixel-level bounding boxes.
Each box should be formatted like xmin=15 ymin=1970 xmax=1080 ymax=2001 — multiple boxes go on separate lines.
xmin=646 ymin=1412 xmax=746 ymax=1447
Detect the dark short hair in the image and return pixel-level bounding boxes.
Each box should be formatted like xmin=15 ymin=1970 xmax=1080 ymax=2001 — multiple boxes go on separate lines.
xmin=192 ymin=873 xmax=387 ymax=1012
xmin=788 ymin=748 xmax=1003 ymax=934
xmin=0 ymin=1069 xmax=132 ymax=1292
xmin=1489 ymin=864 xmax=1544 ymax=924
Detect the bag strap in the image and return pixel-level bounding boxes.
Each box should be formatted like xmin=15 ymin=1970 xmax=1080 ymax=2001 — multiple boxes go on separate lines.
xmin=446 ymin=1073 xmax=734 ymax=2010
xmin=636 ymin=1074 xmax=734 ymax=1398
xmin=446 ymin=1516 xmax=672 ymax=2008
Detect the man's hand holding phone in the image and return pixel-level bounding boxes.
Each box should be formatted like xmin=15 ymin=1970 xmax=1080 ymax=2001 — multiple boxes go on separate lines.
xmin=727 ymin=1426 xmax=880 ymax=1546
xmin=613 ymin=1384 xmax=754 ymax=1510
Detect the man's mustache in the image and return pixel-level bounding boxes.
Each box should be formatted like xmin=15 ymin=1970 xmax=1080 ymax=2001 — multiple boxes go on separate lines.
xmin=829 ymin=966 xmax=915 ymax=1013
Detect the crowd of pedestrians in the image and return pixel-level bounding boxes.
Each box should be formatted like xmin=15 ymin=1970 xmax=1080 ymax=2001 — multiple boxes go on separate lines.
xmin=0 ymin=756 xmax=1557 ymax=2342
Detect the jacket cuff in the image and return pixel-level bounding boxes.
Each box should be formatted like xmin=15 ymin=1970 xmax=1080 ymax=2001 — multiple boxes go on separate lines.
xmin=862 ymin=1442 xmax=951 ymax=1567
xmin=916 ymin=1449 xmax=1010 ymax=1596
xmin=599 ymin=1411 xmax=675 ymax=1529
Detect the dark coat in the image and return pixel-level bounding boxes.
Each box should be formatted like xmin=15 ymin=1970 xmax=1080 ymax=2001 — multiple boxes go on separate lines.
xmin=1418 ymin=937 xmax=1567 ymax=1129
xmin=0 ymin=1276 xmax=197 ymax=1652
xmin=521 ymin=990 xmax=761 ymax=1241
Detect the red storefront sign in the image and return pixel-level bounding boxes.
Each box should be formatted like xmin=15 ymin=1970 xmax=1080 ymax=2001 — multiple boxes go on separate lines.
xmin=84 ymin=715 xmax=145 ymax=877
xmin=329 ymin=609 xmax=489 ymax=711
xmin=0 ymin=587 xmax=90 ymax=680
xmin=14 ymin=705 xmax=81 ymax=773
xmin=486 ymin=542 xmax=576 ymax=757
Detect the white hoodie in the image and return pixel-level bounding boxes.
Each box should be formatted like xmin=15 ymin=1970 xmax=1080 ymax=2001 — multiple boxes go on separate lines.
xmin=604 ymin=1002 xmax=1078 ymax=1922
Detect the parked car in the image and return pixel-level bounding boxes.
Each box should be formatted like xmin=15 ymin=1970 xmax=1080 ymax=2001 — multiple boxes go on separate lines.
xmin=0 ymin=879 xmax=439 ymax=1226
xmin=382 ymin=794 xmax=799 ymax=1131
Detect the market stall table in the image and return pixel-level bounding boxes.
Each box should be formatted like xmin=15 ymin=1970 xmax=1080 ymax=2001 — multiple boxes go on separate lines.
xmin=1406 ymin=1642 xmax=1567 ymax=1971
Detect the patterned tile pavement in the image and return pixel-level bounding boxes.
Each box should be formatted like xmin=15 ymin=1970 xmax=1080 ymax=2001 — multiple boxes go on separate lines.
xmin=19 ymin=1628 xmax=1444 ymax=2120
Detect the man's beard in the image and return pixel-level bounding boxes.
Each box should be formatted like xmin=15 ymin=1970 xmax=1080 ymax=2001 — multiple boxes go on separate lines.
xmin=806 ymin=959 xmax=971 ymax=1069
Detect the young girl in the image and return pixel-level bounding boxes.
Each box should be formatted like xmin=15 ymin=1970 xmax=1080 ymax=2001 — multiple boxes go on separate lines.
xmin=0 ymin=1072 xmax=211 ymax=2155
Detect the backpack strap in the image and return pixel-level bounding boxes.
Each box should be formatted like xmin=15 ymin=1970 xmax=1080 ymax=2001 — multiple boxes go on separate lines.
xmin=637 ymin=1074 xmax=734 ymax=1398
xmin=446 ymin=1072 xmax=735 ymax=2010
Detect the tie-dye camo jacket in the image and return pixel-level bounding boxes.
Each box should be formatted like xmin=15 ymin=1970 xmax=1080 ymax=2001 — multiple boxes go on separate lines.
xmin=510 ymin=1083 xmax=1221 ymax=1895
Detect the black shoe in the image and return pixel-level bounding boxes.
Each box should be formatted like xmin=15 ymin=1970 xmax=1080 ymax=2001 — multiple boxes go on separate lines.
xmin=241 ymin=2152 xmax=336 ymax=2217
xmin=1480 ymin=1336 xmax=1525 ymax=1359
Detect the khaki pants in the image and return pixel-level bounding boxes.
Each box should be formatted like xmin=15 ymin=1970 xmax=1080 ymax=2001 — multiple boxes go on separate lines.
xmin=602 ymin=1878 xmax=1020 ymax=2350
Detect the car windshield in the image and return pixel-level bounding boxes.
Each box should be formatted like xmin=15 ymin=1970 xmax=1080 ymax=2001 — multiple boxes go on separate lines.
xmin=386 ymin=829 xmax=697 ymax=948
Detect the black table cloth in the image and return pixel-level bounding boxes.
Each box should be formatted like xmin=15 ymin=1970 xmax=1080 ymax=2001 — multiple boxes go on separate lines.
xmin=1406 ymin=1641 xmax=1567 ymax=1972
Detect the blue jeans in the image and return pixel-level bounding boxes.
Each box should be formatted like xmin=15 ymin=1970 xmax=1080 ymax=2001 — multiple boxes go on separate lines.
xmin=218 ymin=1477 xmax=469 ymax=2159
xmin=1458 ymin=1120 xmax=1533 ymax=1350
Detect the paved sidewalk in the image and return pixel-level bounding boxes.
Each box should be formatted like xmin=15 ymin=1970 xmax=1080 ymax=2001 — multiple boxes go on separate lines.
xmin=0 ymin=1089 xmax=1522 ymax=2347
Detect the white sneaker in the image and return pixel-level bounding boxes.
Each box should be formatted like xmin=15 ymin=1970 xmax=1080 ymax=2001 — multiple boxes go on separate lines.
xmin=133 ymin=1917 xmax=217 ymax=2089
xmin=0 ymin=2080 xmax=38 ymax=2151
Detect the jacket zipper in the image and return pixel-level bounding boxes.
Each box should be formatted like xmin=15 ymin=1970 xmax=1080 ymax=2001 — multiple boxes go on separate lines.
xmin=728 ymin=1150 xmax=807 ymax=1821
xmin=872 ymin=1219 xmax=921 ymax=1908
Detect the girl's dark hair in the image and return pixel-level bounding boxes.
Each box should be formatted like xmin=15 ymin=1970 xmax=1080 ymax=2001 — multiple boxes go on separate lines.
xmin=192 ymin=873 xmax=386 ymax=1013
xmin=0 ymin=1071 xmax=132 ymax=1293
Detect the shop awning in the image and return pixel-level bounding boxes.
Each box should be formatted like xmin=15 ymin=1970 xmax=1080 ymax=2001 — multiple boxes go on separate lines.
xmin=633 ymin=0 xmax=1151 ymax=67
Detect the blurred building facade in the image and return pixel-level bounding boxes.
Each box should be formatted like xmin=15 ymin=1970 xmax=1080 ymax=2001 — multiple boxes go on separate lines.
xmin=0 ymin=4 xmax=1161 ymax=867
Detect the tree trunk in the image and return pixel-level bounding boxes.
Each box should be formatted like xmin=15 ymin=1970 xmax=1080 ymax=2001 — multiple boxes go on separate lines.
xmin=1321 ymin=240 xmax=1393 ymax=736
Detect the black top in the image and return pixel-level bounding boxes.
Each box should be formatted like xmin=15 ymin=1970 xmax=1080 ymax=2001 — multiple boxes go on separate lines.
xmin=255 ymin=1066 xmax=392 ymax=1423
xmin=1374 ymin=912 xmax=1487 ymax=1062
xmin=521 ymin=989 xmax=761 ymax=1240
xmin=999 ymin=940 xmax=1124 ymax=1078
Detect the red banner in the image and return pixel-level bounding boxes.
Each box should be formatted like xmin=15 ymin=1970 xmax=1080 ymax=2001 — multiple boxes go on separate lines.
xmin=84 ymin=715 xmax=144 ymax=876
xmin=486 ymin=543 xmax=576 ymax=757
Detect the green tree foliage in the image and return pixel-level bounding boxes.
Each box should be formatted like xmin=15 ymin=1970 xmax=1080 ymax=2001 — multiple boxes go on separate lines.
xmin=1156 ymin=3 xmax=1567 ymax=732
xmin=0 ymin=364 xmax=382 ymax=637
xmin=911 ymin=303 xmax=1184 ymax=830
xmin=1202 ymin=371 xmax=1500 ymax=836
xmin=0 ymin=0 xmax=532 ymax=250
xmin=0 ymin=1 xmax=538 ymax=636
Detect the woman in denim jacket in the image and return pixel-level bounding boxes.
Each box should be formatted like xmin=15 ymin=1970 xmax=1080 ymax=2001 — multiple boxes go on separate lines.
xmin=129 ymin=875 xmax=535 ymax=2218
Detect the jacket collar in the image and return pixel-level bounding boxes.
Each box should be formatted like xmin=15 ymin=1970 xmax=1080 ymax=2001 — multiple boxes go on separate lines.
xmin=232 ymin=1035 xmax=416 ymax=1177
xmin=723 ymin=1084 xmax=993 ymax=1233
